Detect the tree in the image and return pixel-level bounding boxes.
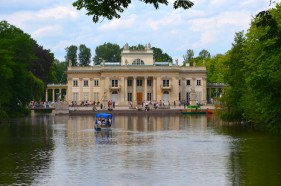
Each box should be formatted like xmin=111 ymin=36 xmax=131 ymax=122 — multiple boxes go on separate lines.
xmin=151 ymin=47 xmax=172 ymax=62
xmin=73 ymin=0 xmax=194 ymax=23
xmin=129 ymin=44 xmax=145 ymax=50
xmin=220 ymin=31 xmax=246 ymax=121
xmin=65 ymin=45 xmax=78 ymax=66
xmin=93 ymin=43 xmax=121 ymax=65
xmin=182 ymin=49 xmax=194 ymax=66
xmin=52 ymin=59 xmax=68 ymax=84
xmin=242 ymin=4 xmax=281 ymax=129
xmin=205 ymin=54 xmax=228 ymax=83
xmin=31 ymin=44 xmax=55 ymax=88
xmin=0 ymin=21 xmax=45 ymax=117
xmin=78 ymin=44 xmax=91 ymax=66
xmin=199 ymin=49 xmax=211 ymax=60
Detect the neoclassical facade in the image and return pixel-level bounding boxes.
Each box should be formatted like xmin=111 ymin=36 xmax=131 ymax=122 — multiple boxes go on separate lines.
xmin=66 ymin=44 xmax=207 ymax=106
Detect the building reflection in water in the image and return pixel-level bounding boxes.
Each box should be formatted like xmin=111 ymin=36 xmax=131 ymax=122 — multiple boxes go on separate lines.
xmin=60 ymin=114 xmax=210 ymax=147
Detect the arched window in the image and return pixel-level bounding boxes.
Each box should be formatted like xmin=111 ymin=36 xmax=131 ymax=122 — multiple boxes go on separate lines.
xmin=132 ymin=59 xmax=144 ymax=65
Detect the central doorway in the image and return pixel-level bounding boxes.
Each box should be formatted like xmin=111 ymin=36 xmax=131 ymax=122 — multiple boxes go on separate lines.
xmin=137 ymin=92 xmax=143 ymax=105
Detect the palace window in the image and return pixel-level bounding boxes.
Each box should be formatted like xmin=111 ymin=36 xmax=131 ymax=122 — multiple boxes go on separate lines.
xmin=197 ymin=80 xmax=201 ymax=86
xmin=163 ymin=80 xmax=169 ymax=87
xmin=179 ymin=80 xmax=181 ymax=86
xmin=186 ymin=80 xmax=190 ymax=86
xmin=84 ymin=80 xmax=88 ymax=87
xmin=128 ymin=93 xmax=132 ymax=102
xmin=137 ymin=79 xmax=142 ymax=86
xmin=128 ymin=79 xmax=132 ymax=86
xmin=94 ymin=80 xmax=99 ymax=87
xmin=147 ymin=79 xmax=152 ymax=86
xmin=73 ymin=80 xmax=78 ymax=87
xmin=132 ymin=59 xmax=144 ymax=65
xmin=112 ymin=80 xmax=118 ymax=87
xmin=179 ymin=92 xmax=181 ymax=101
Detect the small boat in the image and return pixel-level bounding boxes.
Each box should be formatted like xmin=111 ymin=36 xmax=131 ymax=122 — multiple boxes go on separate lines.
xmin=180 ymin=105 xmax=207 ymax=114
xmin=95 ymin=113 xmax=113 ymax=131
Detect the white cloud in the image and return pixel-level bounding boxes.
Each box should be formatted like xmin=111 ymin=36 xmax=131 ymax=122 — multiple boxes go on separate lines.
xmin=1 ymin=0 xmax=279 ymax=62
xmin=2 ymin=6 xmax=78 ymax=28
xmin=37 ymin=6 xmax=78 ymax=20
xmin=188 ymin=10 xmax=251 ymax=48
xmin=32 ymin=25 xmax=63 ymax=38
xmin=97 ymin=15 xmax=136 ymax=31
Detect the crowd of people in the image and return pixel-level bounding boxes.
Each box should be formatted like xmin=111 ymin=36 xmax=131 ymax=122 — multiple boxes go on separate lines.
xmin=70 ymin=100 xmax=116 ymax=111
xmin=29 ymin=101 xmax=53 ymax=108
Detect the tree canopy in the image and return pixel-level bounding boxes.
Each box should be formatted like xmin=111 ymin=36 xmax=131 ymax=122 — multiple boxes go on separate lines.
xmin=78 ymin=44 xmax=91 ymax=66
xmin=93 ymin=42 xmax=121 ymax=65
xmin=217 ymin=3 xmax=281 ymax=131
xmin=73 ymin=0 xmax=194 ymax=23
xmin=65 ymin=45 xmax=78 ymax=66
xmin=0 ymin=21 xmax=54 ymax=117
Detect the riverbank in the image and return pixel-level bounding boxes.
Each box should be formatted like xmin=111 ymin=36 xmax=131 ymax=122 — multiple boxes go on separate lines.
xmin=68 ymin=105 xmax=215 ymax=115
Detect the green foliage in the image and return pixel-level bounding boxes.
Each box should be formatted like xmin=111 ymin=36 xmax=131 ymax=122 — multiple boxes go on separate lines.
xmin=206 ymin=54 xmax=228 ymax=83
xmin=129 ymin=44 xmax=145 ymax=50
xmin=93 ymin=43 xmax=121 ymax=65
xmin=151 ymin=47 xmax=173 ymax=62
xmin=31 ymin=45 xmax=55 ymax=88
xmin=242 ymin=4 xmax=281 ymax=130
xmin=65 ymin=45 xmax=78 ymax=66
xmin=52 ymin=60 xmax=67 ymax=84
xmin=219 ymin=3 xmax=281 ymax=131
xmin=78 ymin=44 xmax=91 ymax=66
xmin=0 ymin=20 xmax=50 ymax=117
xmin=182 ymin=49 xmax=194 ymax=66
xmin=198 ymin=49 xmax=211 ymax=59
xmin=220 ymin=31 xmax=246 ymax=121
xmin=73 ymin=0 xmax=193 ymax=23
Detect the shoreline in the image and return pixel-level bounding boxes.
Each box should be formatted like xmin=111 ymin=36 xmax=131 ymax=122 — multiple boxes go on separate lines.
xmin=63 ymin=105 xmax=215 ymax=116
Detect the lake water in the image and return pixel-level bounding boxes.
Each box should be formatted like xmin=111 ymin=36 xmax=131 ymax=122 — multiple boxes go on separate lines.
xmin=0 ymin=114 xmax=281 ymax=186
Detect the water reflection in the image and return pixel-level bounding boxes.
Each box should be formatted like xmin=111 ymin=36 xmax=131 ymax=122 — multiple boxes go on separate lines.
xmin=1 ymin=114 xmax=281 ymax=185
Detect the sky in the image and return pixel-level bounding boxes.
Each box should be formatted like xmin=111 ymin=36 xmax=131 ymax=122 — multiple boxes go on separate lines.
xmin=1 ymin=0 xmax=280 ymax=65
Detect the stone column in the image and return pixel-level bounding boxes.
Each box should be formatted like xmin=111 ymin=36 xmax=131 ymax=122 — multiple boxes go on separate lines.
xmin=144 ymin=76 xmax=147 ymax=101
xmin=133 ymin=76 xmax=136 ymax=105
xmin=79 ymin=78 xmax=83 ymax=103
xmin=153 ymin=77 xmax=156 ymax=101
xmin=124 ymin=76 xmax=127 ymax=102
xmin=190 ymin=77 xmax=196 ymax=105
xmin=89 ymin=78 xmax=93 ymax=101
xmin=67 ymin=78 xmax=72 ymax=103
xmin=202 ymin=77 xmax=207 ymax=105
xmin=59 ymin=88 xmax=62 ymax=101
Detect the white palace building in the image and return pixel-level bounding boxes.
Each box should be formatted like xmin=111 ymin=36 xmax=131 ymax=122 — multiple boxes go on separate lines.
xmin=47 ymin=43 xmax=207 ymax=107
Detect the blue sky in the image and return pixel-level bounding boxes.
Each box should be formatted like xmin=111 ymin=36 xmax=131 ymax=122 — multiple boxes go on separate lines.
xmin=1 ymin=0 xmax=279 ymax=65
